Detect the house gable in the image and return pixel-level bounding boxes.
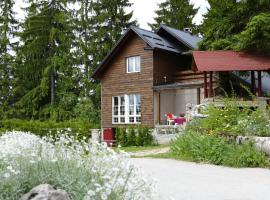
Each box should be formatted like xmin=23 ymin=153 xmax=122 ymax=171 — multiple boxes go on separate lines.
xmin=101 ymin=33 xmax=154 ymax=128
xmin=92 ymin=26 xmax=182 ymax=79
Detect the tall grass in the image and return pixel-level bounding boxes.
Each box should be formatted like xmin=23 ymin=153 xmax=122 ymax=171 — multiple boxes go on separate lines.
xmin=171 ymin=132 xmax=269 ymax=168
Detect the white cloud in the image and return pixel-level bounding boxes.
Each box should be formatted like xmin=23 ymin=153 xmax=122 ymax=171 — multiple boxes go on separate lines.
xmin=13 ymin=0 xmax=209 ymax=30
xmin=130 ymin=0 xmax=209 ymax=30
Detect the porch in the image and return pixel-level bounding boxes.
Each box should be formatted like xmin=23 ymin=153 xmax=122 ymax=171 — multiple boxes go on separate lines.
xmin=152 ymin=51 xmax=270 ymax=127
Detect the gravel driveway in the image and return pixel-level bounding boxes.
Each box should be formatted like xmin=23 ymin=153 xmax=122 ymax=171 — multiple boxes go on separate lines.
xmin=132 ymin=158 xmax=270 ymax=200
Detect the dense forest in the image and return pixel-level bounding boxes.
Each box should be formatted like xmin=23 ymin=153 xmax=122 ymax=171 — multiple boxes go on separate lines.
xmin=0 ymin=0 xmax=269 ymax=128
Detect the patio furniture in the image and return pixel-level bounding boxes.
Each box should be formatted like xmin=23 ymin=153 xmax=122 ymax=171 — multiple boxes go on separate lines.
xmin=165 ymin=113 xmax=175 ymax=125
xmin=174 ymin=117 xmax=186 ymax=125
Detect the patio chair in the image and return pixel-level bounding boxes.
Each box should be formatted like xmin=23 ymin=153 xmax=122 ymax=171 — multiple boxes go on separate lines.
xmin=165 ymin=113 xmax=175 ymax=125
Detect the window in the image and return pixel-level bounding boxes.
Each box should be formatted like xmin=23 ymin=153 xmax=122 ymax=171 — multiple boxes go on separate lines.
xmin=112 ymin=94 xmax=141 ymax=124
xmin=126 ymin=56 xmax=140 ymax=73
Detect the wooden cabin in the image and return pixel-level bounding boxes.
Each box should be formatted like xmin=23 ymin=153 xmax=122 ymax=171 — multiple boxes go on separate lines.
xmin=92 ymin=25 xmax=270 ymax=130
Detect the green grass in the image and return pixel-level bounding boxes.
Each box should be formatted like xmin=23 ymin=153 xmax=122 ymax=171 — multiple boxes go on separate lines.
xmin=169 ymin=132 xmax=270 ymax=168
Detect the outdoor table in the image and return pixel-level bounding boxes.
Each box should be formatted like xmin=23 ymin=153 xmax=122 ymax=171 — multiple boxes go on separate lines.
xmin=174 ymin=117 xmax=186 ymax=125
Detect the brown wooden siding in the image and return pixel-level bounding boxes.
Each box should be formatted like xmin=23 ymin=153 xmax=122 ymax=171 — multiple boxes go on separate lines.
xmin=100 ymin=33 xmax=154 ymax=128
xmin=153 ymin=51 xmax=191 ymax=85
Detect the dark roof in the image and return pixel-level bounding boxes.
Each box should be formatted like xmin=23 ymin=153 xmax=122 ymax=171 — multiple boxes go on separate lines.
xmin=131 ymin=26 xmax=182 ymax=53
xmin=156 ymin=24 xmax=202 ymax=49
xmin=193 ymin=51 xmax=270 ymax=72
xmin=92 ymin=25 xmax=200 ymax=79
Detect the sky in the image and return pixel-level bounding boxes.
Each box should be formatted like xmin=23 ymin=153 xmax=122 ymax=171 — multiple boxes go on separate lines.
xmin=129 ymin=0 xmax=209 ymax=30
xmin=14 ymin=0 xmax=209 ymax=30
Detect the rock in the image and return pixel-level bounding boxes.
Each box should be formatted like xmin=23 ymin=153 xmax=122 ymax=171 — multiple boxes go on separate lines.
xmin=20 ymin=184 xmax=70 ymax=200
xmin=236 ymin=136 xmax=270 ymax=157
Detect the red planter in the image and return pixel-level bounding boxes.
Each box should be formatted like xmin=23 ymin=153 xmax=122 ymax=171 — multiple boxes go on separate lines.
xmin=102 ymin=128 xmax=115 ymax=147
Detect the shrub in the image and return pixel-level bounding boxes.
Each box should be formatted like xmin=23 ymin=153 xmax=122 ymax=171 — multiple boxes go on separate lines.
xmin=0 ymin=131 xmax=156 ymax=200
xmin=171 ymin=131 xmax=269 ymax=168
xmin=188 ymin=99 xmax=270 ymax=136
xmin=0 ymin=119 xmax=98 ymax=140
xmin=116 ymin=126 xmax=154 ymax=147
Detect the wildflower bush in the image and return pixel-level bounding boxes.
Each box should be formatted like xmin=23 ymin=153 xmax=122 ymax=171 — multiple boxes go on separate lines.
xmin=116 ymin=126 xmax=154 ymax=147
xmin=0 ymin=131 xmax=156 ymax=200
xmin=189 ymin=99 xmax=270 ymax=136
xmin=171 ymin=131 xmax=270 ymax=168
xmin=0 ymin=119 xmax=97 ymax=140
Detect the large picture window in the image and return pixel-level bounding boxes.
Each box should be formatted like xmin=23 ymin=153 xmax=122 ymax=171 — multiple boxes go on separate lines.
xmin=126 ymin=56 xmax=140 ymax=73
xmin=112 ymin=94 xmax=141 ymax=124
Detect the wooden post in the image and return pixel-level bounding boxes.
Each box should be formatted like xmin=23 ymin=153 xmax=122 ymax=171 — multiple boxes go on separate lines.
xmin=197 ymin=88 xmax=201 ymax=104
xmin=209 ymin=71 xmax=213 ymax=97
xmin=251 ymin=71 xmax=255 ymax=95
xmin=203 ymin=71 xmax=208 ymax=98
xmin=157 ymin=92 xmax=161 ymax=125
xmin=257 ymin=71 xmax=262 ymax=97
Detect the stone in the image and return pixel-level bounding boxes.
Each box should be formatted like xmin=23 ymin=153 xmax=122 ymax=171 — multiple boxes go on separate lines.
xmin=20 ymin=184 xmax=70 ymax=200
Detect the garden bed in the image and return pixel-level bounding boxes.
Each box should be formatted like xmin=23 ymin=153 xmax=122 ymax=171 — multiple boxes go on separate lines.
xmin=0 ymin=131 xmax=156 ymax=199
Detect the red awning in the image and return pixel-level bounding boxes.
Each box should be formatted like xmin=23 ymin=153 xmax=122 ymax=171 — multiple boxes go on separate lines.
xmin=192 ymin=51 xmax=270 ymax=72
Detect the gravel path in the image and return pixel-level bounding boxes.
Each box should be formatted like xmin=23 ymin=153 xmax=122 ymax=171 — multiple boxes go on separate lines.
xmin=128 ymin=147 xmax=170 ymax=157
xmin=132 ymin=158 xmax=270 ymax=200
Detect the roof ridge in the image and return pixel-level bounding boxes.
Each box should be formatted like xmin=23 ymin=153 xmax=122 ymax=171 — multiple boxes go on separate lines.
xmin=130 ymin=25 xmax=155 ymax=34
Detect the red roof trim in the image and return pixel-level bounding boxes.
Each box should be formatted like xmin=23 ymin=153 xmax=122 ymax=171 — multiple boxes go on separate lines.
xmin=193 ymin=50 xmax=270 ymax=72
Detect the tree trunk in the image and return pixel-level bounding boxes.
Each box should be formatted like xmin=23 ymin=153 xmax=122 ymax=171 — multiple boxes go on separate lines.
xmin=50 ymin=72 xmax=55 ymax=105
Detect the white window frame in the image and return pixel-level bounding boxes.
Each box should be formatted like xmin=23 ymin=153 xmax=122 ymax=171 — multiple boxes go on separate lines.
xmin=126 ymin=56 xmax=141 ymax=73
xmin=112 ymin=94 xmax=141 ymax=124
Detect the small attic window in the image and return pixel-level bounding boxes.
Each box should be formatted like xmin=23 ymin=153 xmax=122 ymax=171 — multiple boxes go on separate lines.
xmin=126 ymin=56 xmax=141 ymax=73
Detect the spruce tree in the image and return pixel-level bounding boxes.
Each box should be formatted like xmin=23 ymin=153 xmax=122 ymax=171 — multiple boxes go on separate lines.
xmin=78 ymin=0 xmax=136 ymax=123
xmin=14 ymin=0 xmax=79 ymax=120
xmin=149 ymin=0 xmax=198 ymax=31
xmin=73 ymin=0 xmax=94 ymax=97
xmin=91 ymin=0 xmax=136 ymax=71
xmin=0 ymin=0 xmax=17 ymax=118
xmin=199 ymin=0 xmax=270 ymax=51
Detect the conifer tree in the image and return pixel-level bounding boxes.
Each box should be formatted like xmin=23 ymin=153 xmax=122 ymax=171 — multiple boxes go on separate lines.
xmin=14 ymin=0 xmax=79 ymax=120
xmin=77 ymin=0 xmax=136 ymax=123
xmin=149 ymin=0 xmax=198 ymax=31
xmin=0 ymin=0 xmax=17 ymax=118
xmin=73 ymin=0 xmax=94 ymax=97
xmin=199 ymin=0 xmax=270 ymax=51
xmin=91 ymin=0 xmax=136 ymax=71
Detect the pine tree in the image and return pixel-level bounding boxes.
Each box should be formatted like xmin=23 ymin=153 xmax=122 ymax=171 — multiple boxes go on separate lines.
xmin=149 ymin=0 xmax=198 ymax=31
xmin=13 ymin=0 xmax=79 ymax=120
xmin=0 ymin=0 xmax=17 ymax=118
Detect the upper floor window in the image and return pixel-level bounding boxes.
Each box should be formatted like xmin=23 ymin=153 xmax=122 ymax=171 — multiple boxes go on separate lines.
xmin=126 ymin=56 xmax=140 ymax=73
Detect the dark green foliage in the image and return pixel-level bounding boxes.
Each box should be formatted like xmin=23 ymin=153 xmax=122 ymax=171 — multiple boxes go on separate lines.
xmin=199 ymin=0 xmax=270 ymax=53
xmin=0 ymin=0 xmax=17 ymax=119
xmin=127 ymin=126 xmax=136 ymax=146
xmin=0 ymin=0 xmax=136 ymax=124
xmin=149 ymin=0 xmax=198 ymax=31
xmin=171 ymin=131 xmax=269 ymax=167
xmin=90 ymin=0 xmax=136 ymax=70
xmin=0 ymin=119 xmax=97 ymax=140
xmin=116 ymin=126 xmax=154 ymax=147
xmin=13 ymin=0 xmax=78 ymax=120
xmin=232 ymin=13 xmax=270 ymax=54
